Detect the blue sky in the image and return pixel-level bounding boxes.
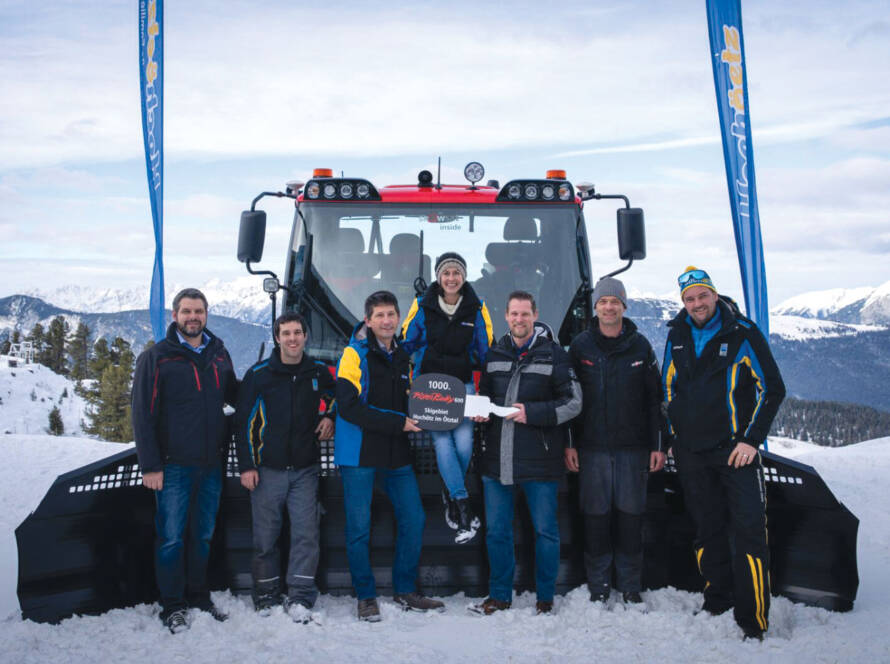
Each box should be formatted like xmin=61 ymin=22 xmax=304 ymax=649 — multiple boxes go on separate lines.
xmin=1 ymin=0 xmax=889 ymax=305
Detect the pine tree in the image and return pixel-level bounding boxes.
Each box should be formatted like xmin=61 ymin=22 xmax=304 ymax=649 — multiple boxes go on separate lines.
xmin=41 ymin=316 xmax=69 ymax=374
xmin=27 ymin=323 xmax=45 ymax=362
xmin=89 ymin=338 xmax=113 ymax=379
xmin=83 ymin=337 xmax=135 ymax=442
xmin=2 ymin=329 xmax=20 ymax=355
xmin=67 ymin=322 xmax=91 ymax=381
xmin=48 ymin=406 xmax=64 ymax=435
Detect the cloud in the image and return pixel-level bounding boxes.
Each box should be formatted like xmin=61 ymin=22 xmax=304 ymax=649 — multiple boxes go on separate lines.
xmin=4 ymin=2 xmax=888 ymax=169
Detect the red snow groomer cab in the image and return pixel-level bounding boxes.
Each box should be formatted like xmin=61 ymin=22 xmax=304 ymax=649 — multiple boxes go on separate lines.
xmin=237 ymin=164 xmax=646 ymax=353
xmin=15 ymin=163 xmax=858 ymax=623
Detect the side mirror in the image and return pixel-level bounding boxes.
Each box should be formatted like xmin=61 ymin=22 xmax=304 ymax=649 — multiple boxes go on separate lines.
xmin=617 ymin=208 xmax=646 ymax=261
xmin=238 ymin=210 xmax=267 ymax=263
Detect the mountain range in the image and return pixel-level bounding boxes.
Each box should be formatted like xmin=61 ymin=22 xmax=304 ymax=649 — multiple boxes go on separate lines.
xmin=2 ymin=279 xmax=889 ymax=411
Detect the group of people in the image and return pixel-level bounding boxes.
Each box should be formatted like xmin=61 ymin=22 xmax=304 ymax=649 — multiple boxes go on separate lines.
xmin=132 ymin=257 xmax=785 ymax=642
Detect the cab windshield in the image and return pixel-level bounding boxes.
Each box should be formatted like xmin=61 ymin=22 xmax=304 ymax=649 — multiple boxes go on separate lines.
xmin=290 ymin=203 xmax=586 ymax=355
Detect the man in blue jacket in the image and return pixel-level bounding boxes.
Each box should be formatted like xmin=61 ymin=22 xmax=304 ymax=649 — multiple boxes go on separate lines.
xmin=663 ymin=266 xmax=785 ymax=640
xmin=235 ymin=312 xmax=335 ymax=623
xmin=335 ymin=290 xmax=445 ymax=621
xmin=132 ymin=288 xmax=237 ymax=633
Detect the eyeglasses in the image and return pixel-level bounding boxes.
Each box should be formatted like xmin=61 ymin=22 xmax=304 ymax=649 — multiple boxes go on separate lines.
xmin=678 ymin=269 xmax=709 ymax=286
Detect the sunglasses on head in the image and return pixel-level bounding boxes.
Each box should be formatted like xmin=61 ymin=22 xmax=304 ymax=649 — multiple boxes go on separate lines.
xmin=677 ymin=269 xmax=709 ymax=286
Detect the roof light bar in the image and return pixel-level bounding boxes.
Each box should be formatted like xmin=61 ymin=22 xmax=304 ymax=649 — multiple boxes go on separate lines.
xmin=496 ymin=179 xmax=575 ymax=202
xmin=303 ymin=178 xmax=380 ymax=201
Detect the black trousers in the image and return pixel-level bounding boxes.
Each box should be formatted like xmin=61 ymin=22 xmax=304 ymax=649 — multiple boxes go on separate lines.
xmin=578 ymin=448 xmax=649 ymax=592
xmin=674 ymin=444 xmax=770 ymax=634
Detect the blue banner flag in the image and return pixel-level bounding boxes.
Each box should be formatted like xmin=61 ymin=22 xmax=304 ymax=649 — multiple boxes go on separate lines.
xmin=706 ymin=0 xmax=769 ymax=337
xmin=139 ymin=0 xmax=165 ymax=341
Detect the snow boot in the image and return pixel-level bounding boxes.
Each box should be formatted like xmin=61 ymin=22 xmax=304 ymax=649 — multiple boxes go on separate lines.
xmin=393 ymin=592 xmax=446 ymax=613
xmin=163 ymin=609 xmax=189 ymax=634
xmin=468 ymin=597 xmax=511 ymax=615
xmin=442 ymin=490 xmax=459 ymax=530
xmin=357 ymin=598 xmax=382 ymax=622
xmin=454 ymin=498 xmax=479 ymax=544
xmin=535 ymin=600 xmax=554 ymax=615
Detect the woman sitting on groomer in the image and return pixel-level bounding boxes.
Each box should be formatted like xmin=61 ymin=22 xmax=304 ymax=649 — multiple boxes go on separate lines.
xmin=401 ymin=252 xmax=494 ymax=543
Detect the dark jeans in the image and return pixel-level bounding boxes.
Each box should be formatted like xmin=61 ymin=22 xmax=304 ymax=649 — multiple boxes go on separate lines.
xmin=340 ymin=464 xmax=425 ymax=599
xmin=154 ymin=463 xmax=222 ymax=618
xmin=482 ymin=475 xmax=560 ymax=603
xmin=674 ymin=444 xmax=770 ymax=634
xmin=250 ymin=465 xmax=320 ymax=607
xmin=578 ymin=448 xmax=649 ymax=592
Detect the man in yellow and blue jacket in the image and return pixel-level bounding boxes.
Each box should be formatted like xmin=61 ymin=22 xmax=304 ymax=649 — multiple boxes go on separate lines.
xmin=334 ymin=290 xmax=445 ymax=621
xmin=662 ymin=266 xmax=785 ymax=641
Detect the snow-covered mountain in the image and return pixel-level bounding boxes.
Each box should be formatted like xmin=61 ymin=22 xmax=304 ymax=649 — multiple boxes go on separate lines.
xmin=772 ymin=280 xmax=890 ymax=326
xmin=26 ymin=276 xmax=274 ymax=326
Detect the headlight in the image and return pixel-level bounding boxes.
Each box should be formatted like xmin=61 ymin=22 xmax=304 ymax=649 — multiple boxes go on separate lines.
xmin=339 ymin=183 xmax=354 ymax=198
xmin=464 ymin=161 xmax=485 ymax=184
xmin=356 ymin=183 xmax=371 ymax=198
xmin=524 ymin=184 xmax=538 ymax=199
xmin=323 ymin=184 xmax=337 ymax=199
xmin=541 ymin=184 xmax=555 ymax=200
xmin=558 ymin=184 xmax=572 ymax=200
xmin=306 ymin=182 xmax=320 ymax=199
xmin=507 ymin=184 xmax=521 ymax=199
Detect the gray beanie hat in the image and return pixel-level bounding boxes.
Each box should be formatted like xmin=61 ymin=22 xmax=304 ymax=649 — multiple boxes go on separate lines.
xmin=592 ymin=277 xmax=627 ymax=308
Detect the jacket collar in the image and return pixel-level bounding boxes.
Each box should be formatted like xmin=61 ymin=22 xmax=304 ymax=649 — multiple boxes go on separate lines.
xmin=591 ymin=316 xmax=638 ymax=351
xmin=164 ymin=322 xmax=222 ymax=359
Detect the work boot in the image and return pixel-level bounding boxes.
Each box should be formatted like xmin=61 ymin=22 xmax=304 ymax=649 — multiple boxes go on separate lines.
xmin=442 ymin=490 xmax=458 ymax=530
xmin=163 ymin=609 xmax=189 ymax=634
xmin=357 ymin=597 xmax=382 ymax=622
xmin=741 ymin=625 xmax=764 ymax=641
xmin=535 ymin=600 xmax=554 ymax=615
xmin=622 ymin=591 xmax=643 ymax=604
xmin=194 ymin=601 xmax=228 ymax=622
xmin=393 ymin=592 xmax=446 ymax=613
xmin=454 ymin=498 xmax=479 ymax=544
xmin=468 ymin=597 xmax=511 ymax=615
xmin=254 ymin=592 xmax=280 ymax=616
xmin=589 ymin=584 xmax=610 ymax=604
xmin=284 ymin=597 xmax=316 ymax=624
xmin=697 ymin=597 xmax=733 ymax=616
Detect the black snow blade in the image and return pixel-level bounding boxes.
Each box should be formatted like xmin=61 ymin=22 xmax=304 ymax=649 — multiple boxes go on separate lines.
xmin=17 ymin=437 xmax=858 ymax=623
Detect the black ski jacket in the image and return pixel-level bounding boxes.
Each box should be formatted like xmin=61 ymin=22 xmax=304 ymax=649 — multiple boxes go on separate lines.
xmin=132 ymin=323 xmax=237 ymax=473
xmin=663 ymin=296 xmax=786 ymax=452
xmin=235 ymin=348 xmax=336 ymax=472
xmin=400 ymin=282 xmax=494 ymax=383
xmin=479 ymin=322 xmax=582 ymax=484
xmin=569 ymin=318 xmax=662 ymax=452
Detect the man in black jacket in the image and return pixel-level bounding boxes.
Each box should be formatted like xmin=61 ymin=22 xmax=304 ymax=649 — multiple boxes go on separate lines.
xmin=470 ymin=291 xmax=582 ymax=616
xmin=663 ymin=266 xmax=785 ymax=640
xmin=566 ymin=277 xmax=664 ymax=606
xmin=235 ymin=312 xmax=335 ymax=623
xmin=132 ymin=288 xmax=237 ymax=633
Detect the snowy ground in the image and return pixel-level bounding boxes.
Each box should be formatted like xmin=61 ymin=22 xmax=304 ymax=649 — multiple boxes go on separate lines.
xmin=0 ymin=434 xmax=888 ymax=663
xmin=0 ymin=357 xmax=86 ymax=436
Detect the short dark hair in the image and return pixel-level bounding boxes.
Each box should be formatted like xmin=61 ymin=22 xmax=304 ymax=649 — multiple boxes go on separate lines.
xmin=172 ymin=288 xmax=208 ymax=313
xmin=273 ymin=312 xmax=307 ymax=340
xmin=364 ymin=290 xmax=400 ymax=318
xmin=506 ymin=290 xmax=536 ymax=313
